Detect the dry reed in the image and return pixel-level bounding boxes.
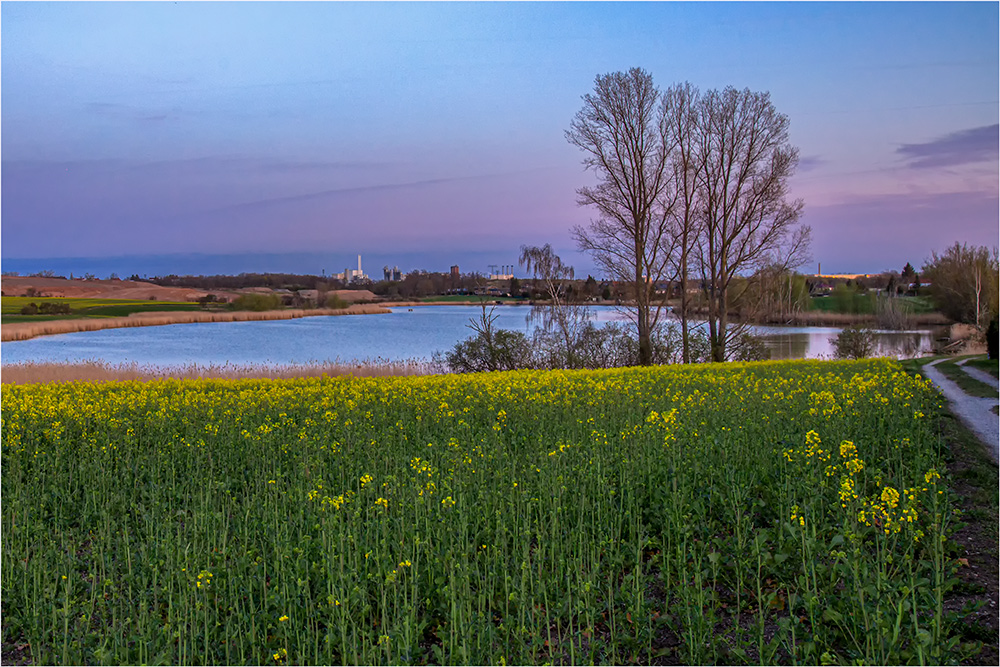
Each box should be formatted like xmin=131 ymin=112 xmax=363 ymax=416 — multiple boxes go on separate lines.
xmin=754 ymin=310 xmax=951 ymax=327
xmin=0 ymin=304 xmax=390 ymax=342
xmin=0 ymin=358 xmax=439 ymax=385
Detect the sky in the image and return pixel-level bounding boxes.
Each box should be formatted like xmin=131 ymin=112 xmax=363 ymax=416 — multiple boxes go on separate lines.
xmin=1 ymin=1 xmax=998 ymax=279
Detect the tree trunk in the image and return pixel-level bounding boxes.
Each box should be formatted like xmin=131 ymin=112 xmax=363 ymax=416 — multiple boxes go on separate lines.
xmin=680 ymin=252 xmax=690 ymax=364
xmin=714 ymin=285 xmax=728 ymax=362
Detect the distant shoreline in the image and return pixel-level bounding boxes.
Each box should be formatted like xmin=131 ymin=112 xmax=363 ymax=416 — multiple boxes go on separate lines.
xmin=1 ymin=299 xmax=952 ymax=344
xmin=0 ymin=304 xmax=390 ymax=343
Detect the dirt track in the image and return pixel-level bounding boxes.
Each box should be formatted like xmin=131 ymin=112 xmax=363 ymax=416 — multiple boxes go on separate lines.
xmin=922 ymin=359 xmax=999 ymax=463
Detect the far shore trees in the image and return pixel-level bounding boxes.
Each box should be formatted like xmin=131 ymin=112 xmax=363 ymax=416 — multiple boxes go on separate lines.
xmin=922 ymin=242 xmax=999 ymax=328
xmin=567 ymin=69 xmax=810 ymax=364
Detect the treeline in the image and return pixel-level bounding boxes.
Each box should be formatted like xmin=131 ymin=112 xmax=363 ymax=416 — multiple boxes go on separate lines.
xmin=369 ymin=272 xmax=619 ymax=301
xmin=147 ymin=273 xmax=345 ymax=291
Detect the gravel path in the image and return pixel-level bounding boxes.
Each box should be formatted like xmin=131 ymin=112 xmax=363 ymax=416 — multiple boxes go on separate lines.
xmin=955 ymin=358 xmax=1000 ymax=390
xmin=923 ymin=359 xmax=999 ymax=463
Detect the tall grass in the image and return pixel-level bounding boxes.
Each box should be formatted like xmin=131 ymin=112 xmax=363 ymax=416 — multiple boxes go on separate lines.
xmin=1 ymin=359 xmax=436 ymax=385
xmin=1 ymin=360 xmax=976 ymax=664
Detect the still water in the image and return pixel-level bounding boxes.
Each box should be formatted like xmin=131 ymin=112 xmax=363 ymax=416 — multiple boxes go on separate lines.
xmin=0 ymin=305 xmax=935 ymax=367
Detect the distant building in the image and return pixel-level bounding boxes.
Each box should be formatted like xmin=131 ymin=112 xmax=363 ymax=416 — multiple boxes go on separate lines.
xmin=805 ymin=273 xmax=880 ymax=280
xmin=488 ymin=264 xmax=515 ymax=280
xmin=451 ymin=265 xmax=460 ymax=279
xmin=334 ymin=254 xmax=368 ymax=283
xmin=383 ymin=265 xmax=403 ymax=281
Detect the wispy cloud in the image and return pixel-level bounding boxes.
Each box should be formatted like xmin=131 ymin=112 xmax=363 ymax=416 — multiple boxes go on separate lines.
xmin=897 ymin=124 xmax=999 ymax=169
xmin=86 ymin=101 xmax=181 ymax=123
xmin=796 ymin=155 xmax=825 ymax=173
xmin=200 ymin=168 xmax=550 ymax=215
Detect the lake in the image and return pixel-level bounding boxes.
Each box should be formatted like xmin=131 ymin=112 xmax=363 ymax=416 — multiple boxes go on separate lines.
xmin=0 ymin=305 xmax=935 ymax=367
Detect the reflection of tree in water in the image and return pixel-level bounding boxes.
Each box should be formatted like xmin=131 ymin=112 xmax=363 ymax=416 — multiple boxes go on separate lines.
xmin=757 ymin=329 xmax=932 ymax=360
xmin=876 ymin=332 xmax=927 ymax=359
xmin=761 ymin=334 xmax=809 ymax=360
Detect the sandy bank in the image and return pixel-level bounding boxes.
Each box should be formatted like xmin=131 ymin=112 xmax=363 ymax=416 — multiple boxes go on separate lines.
xmin=1 ymin=304 xmax=390 ymax=342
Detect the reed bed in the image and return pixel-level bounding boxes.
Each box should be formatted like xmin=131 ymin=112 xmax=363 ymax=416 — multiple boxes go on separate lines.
xmin=0 ymin=358 xmax=437 ymax=385
xmin=752 ymin=310 xmax=951 ymax=327
xmin=0 ymin=359 xmax=975 ymax=664
xmin=0 ymin=305 xmax=390 ymax=342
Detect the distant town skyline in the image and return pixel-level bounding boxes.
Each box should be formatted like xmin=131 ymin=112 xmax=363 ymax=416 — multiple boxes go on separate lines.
xmin=2 ymin=1 xmax=998 ymax=278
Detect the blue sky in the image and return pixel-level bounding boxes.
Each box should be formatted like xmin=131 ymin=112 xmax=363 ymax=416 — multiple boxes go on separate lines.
xmin=2 ymin=1 xmax=997 ymax=278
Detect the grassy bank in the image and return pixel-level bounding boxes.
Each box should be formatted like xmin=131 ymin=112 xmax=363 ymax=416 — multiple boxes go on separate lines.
xmin=933 ymin=355 xmax=999 ymax=398
xmin=0 ymin=304 xmax=390 ymax=342
xmin=1 ymin=296 xmax=201 ymax=324
xmin=964 ymin=355 xmax=999 ymax=379
xmin=2 ymin=359 xmax=989 ymax=664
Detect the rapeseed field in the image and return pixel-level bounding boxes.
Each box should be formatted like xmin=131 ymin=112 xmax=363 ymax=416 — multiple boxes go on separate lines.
xmin=1 ymin=359 xmax=969 ymax=664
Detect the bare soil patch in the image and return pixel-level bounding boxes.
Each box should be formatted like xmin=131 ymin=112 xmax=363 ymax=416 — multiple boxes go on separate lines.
xmin=0 ymin=276 xmax=225 ymax=302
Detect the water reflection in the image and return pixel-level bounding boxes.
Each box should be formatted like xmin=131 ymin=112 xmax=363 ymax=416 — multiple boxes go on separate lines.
xmin=754 ymin=327 xmax=934 ymax=360
xmin=0 ymin=305 xmax=938 ymax=366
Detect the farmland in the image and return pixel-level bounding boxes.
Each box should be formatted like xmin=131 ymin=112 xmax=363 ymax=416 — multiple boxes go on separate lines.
xmin=1 ymin=296 xmax=201 ymax=324
xmin=0 ymin=359 xmax=984 ymax=664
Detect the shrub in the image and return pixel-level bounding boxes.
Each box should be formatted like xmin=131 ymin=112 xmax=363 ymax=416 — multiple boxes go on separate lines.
xmin=442 ymin=329 xmax=534 ymax=373
xmin=325 ymin=293 xmax=349 ymax=310
xmin=831 ymin=325 xmax=877 ymax=359
xmin=231 ymin=293 xmax=282 ymax=312
xmin=38 ymin=302 xmax=71 ymax=315
xmin=728 ymin=332 xmax=772 ymax=362
xmin=874 ymin=294 xmax=913 ymax=330
xmin=19 ymin=302 xmax=39 ymax=315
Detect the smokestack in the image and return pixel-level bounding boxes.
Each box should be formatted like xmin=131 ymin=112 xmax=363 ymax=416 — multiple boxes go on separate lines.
xmin=358 ymin=255 xmax=362 ymax=273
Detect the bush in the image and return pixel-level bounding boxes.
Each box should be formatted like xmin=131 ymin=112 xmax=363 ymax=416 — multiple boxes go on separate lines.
xmin=874 ymin=294 xmax=913 ymax=330
xmin=39 ymin=302 xmax=71 ymax=315
xmin=831 ymin=325 xmax=877 ymax=359
xmin=442 ymin=329 xmax=534 ymax=373
xmin=441 ymin=316 xmax=719 ymax=372
xmin=728 ymin=332 xmax=772 ymax=362
xmin=325 ymin=293 xmax=349 ymax=310
xmin=18 ymin=302 xmax=70 ymax=316
xmin=231 ymin=293 xmax=283 ymax=312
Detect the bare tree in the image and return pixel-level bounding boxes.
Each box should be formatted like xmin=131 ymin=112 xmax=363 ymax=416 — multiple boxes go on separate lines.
xmin=519 ymin=244 xmax=591 ymax=368
xmin=661 ymin=82 xmax=703 ymax=363
xmin=567 ymin=68 xmax=679 ymax=366
xmin=694 ymin=87 xmax=809 ymax=362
